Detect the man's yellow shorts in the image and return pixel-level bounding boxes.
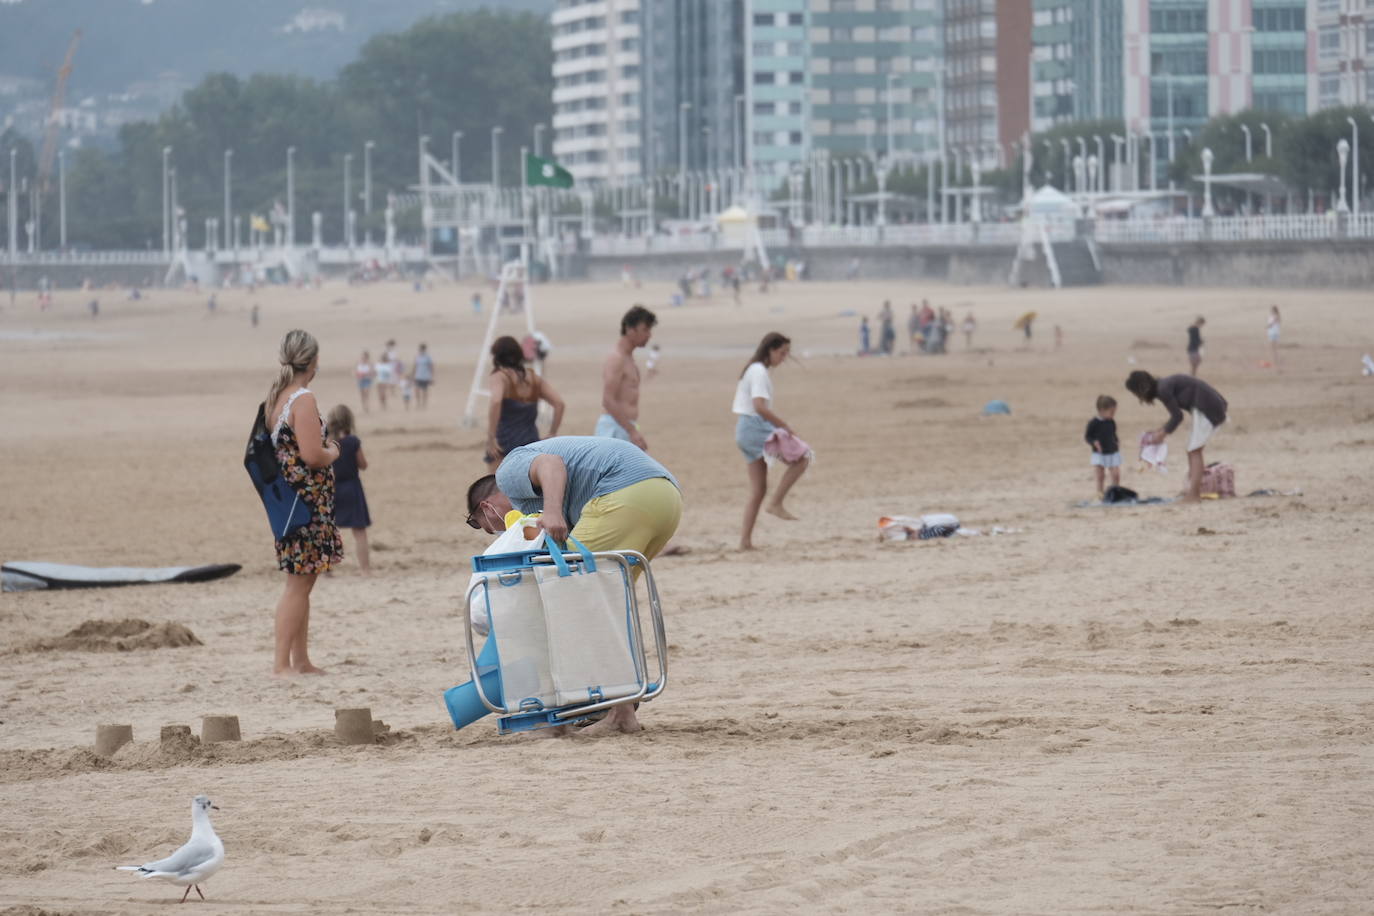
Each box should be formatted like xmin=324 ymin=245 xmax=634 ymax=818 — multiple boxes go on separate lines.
xmin=571 ymin=477 xmax=682 ymax=561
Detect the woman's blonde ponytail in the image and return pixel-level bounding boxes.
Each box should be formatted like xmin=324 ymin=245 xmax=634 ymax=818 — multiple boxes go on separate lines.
xmin=265 ymin=328 xmax=320 ymax=417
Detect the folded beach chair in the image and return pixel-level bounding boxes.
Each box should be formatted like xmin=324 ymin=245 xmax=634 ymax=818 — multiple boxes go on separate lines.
xmin=444 ymin=537 xmax=667 ymax=735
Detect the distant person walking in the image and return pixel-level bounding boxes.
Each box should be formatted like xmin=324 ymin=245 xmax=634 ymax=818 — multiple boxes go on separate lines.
xmin=485 ymin=335 xmax=565 ymax=468
xmin=735 ymin=332 xmax=809 ymax=550
xmin=1266 ymin=305 xmax=1281 ymax=370
xmin=961 ymin=311 xmax=977 ymax=349
xmin=1187 ymin=316 xmax=1205 ymax=375
xmin=413 ymin=343 xmax=434 ymax=408
xmin=262 ymin=329 xmax=343 ymax=675
xmin=596 ymin=305 xmax=655 ymax=450
xmin=355 ymin=351 xmax=375 ymax=412
xmin=1126 ymin=370 xmax=1228 ymax=503
xmin=327 ymin=404 xmax=371 ymax=575
xmin=879 ymin=301 xmax=896 ymax=356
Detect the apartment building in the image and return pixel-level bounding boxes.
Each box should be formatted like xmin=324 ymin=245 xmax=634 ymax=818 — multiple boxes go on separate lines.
xmin=746 ymin=0 xmax=810 ymax=180
xmin=640 ymin=0 xmax=746 ymax=178
xmin=1031 ymin=0 xmax=1124 ymax=130
xmin=809 ymin=0 xmax=944 ymax=163
xmin=550 ymin=0 xmax=643 ymax=183
xmin=1312 ymin=0 xmax=1370 ymax=109
xmin=1124 ymin=1 xmax=1315 ymax=137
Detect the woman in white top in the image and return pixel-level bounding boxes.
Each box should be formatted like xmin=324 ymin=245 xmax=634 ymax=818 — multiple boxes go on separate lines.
xmin=734 ymin=332 xmax=807 ymax=550
xmin=1266 ymin=305 xmax=1281 ymax=370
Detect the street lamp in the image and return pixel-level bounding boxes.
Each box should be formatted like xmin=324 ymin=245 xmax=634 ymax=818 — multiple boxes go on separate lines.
xmin=885 ymin=73 xmax=898 ymax=160
xmin=534 ymin=123 xmax=546 ymax=159
xmin=1337 ymin=137 xmax=1351 ymax=214
xmin=452 ymin=130 xmax=462 ymax=183
xmin=1240 ymin=123 xmax=1252 ymax=162
xmin=1260 ymin=122 xmax=1272 ymax=159
xmin=1346 ymin=116 xmax=1360 ymax=216
xmin=286 ymin=146 xmax=296 ymax=247
xmin=223 ymin=148 xmax=232 ymax=251
xmin=363 ymin=140 xmax=374 ymax=246
xmin=1094 ymin=135 xmax=1105 ymax=192
xmin=491 ymin=126 xmax=504 ymax=188
xmin=1060 ymin=138 xmax=1071 ymax=189
xmin=343 ymin=153 xmax=353 ymax=248
xmin=58 ymin=148 xmax=67 ymax=250
xmin=1201 ymin=147 xmax=1215 ymax=217
xmin=161 ymin=146 xmax=171 ymax=255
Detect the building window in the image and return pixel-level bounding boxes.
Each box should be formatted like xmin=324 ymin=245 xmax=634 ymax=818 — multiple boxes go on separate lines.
xmin=753 ymin=40 xmax=774 ymax=56
xmin=832 ymin=0 xmax=856 ymax=12
xmin=789 ymin=71 xmax=805 ymax=84
xmin=754 ymin=72 xmax=774 ymax=84
xmin=1319 ymin=25 xmax=1341 ymax=58
xmin=833 ymin=89 xmax=857 ymax=103
xmin=753 ymin=130 xmax=773 ymax=146
xmin=789 ymin=101 xmax=804 ymax=115
xmin=834 ymin=59 xmax=855 ymax=73
xmin=786 ymin=41 xmax=806 ymax=56
xmin=1149 ymin=7 xmax=1207 ymax=33
xmin=831 ymin=27 xmax=853 ymax=41
xmin=788 ymin=12 xmax=804 ymax=25
xmin=753 ymin=12 xmax=775 ymax=26
xmin=789 ymin=131 xmax=804 ymax=144
xmin=1320 ymin=74 xmax=1341 ymax=104
xmin=1253 ymin=7 xmax=1305 ymax=32
xmin=1152 ymin=49 xmax=1208 ymax=75
xmin=1367 ymin=21 xmax=1374 ymax=54
xmin=1252 ymin=49 xmax=1305 ymax=74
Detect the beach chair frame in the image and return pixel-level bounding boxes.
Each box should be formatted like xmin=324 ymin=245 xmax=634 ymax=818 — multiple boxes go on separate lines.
xmin=462 ymin=547 xmax=668 ymax=734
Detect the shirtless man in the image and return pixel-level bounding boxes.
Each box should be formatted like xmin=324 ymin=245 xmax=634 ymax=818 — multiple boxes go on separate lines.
xmin=595 ymin=305 xmax=656 ymax=451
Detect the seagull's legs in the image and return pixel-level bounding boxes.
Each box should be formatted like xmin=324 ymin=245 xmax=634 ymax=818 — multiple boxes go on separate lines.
xmin=180 ymin=885 xmax=192 ymax=903
xmin=194 ymin=884 xmax=205 ymax=900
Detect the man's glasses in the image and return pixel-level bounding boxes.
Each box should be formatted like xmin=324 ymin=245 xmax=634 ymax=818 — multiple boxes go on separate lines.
xmin=466 ymin=502 xmax=486 ymax=530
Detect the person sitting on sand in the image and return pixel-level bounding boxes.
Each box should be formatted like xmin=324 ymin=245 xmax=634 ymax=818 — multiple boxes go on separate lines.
xmin=465 ymin=436 xmax=683 ymax=736
xmin=734 ymin=332 xmax=808 ymax=550
xmin=1126 ymin=370 xmax=1228 ymax=503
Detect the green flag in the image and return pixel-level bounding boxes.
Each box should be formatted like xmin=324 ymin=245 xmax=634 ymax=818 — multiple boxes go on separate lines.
xmin=525 ymin=152 xmax=574 ymax=188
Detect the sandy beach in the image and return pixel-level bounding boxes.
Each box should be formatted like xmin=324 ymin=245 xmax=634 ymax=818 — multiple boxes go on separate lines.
xmin=1 ymin=275 xmax=1371 ymax=914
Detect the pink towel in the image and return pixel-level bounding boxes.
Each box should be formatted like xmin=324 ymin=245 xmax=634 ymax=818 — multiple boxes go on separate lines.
xmin=763 ymin=429 xmax=814 ymax=465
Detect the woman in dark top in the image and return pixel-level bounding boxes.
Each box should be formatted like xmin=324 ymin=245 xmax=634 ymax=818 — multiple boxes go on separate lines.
xmin=1126 ymin=370 xmax=1228 ymax=502
xmin=1187 ymin=316 xmax=1205 ymax=375
xmin=484 ymin=335 xmax=565 ymax=468
xmin=326 ymin=404 xmax=371 ymax=574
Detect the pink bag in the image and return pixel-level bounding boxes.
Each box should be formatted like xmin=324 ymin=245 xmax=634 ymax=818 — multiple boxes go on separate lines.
xmin=1201 ymin=462 xmax=1235 ymax=498
xmin=763 ymin=429 xmax=814 ymax=465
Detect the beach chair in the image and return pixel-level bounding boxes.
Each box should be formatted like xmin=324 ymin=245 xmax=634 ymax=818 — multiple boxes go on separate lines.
xmin=444 ymin=538 xmax=668 ymax=735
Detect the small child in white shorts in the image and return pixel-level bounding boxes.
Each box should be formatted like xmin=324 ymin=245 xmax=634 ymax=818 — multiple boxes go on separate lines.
xmin=1084 ymin=394 xmax=1121 ymax=497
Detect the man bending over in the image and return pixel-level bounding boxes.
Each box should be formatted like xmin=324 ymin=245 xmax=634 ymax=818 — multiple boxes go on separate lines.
xmin=466 ymin=436 xmax=683 ymax=735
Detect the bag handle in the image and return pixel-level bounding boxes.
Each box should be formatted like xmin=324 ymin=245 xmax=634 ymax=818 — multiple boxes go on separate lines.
xmin=547 ymin=534 xmax=597 ymax=577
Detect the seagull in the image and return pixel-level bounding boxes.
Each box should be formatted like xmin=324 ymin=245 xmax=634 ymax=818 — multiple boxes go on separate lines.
xmin=117 ymin=795 xmax=225 ymax=903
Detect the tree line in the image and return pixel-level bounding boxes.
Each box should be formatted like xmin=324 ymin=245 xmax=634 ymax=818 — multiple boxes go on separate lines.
xmin=0 ymin=9 xmax=552 ymax=251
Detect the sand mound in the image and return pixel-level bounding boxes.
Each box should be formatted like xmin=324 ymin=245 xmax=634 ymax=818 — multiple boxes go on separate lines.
xmin=894 ymin=397 xmax=954 ymax=408
xmin=22 ymin=619 xmax=202 ymax=653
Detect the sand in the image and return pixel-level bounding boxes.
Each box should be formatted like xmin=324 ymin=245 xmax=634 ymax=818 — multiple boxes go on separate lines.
xmin=1 ymin=275 xmax=1371 ymax=914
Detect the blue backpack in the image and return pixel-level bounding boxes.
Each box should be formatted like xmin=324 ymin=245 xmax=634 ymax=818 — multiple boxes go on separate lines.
xmin=244 ymin=402 xmax=313 ymax=540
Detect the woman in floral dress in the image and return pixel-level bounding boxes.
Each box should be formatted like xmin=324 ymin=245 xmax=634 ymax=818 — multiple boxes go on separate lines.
xmin=264 ymin=329 xmax=343 ymax=675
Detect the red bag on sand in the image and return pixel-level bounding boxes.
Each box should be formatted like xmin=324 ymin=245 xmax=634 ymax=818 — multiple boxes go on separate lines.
xmin=1201 ymin=463 xmax=1235 ymax=498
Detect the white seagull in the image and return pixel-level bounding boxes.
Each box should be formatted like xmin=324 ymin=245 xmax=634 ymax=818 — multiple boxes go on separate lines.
xmin=117 ymin=795 xmax=225 ymax=903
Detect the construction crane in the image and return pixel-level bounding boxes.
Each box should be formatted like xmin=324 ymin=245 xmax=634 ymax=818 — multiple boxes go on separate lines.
xmin=38 ymin=29 xmax=82 ymax=190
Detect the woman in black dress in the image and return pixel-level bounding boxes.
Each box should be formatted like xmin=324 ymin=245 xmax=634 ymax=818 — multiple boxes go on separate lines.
xmin=484 ymin=335 xmax=565 ymax=468
xmin=327 ymin=404 xmax=371 ymax=574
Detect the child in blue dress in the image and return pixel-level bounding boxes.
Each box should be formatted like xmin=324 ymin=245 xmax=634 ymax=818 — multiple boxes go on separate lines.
xmin=327 ymin=404 xmax=372 ymax=574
